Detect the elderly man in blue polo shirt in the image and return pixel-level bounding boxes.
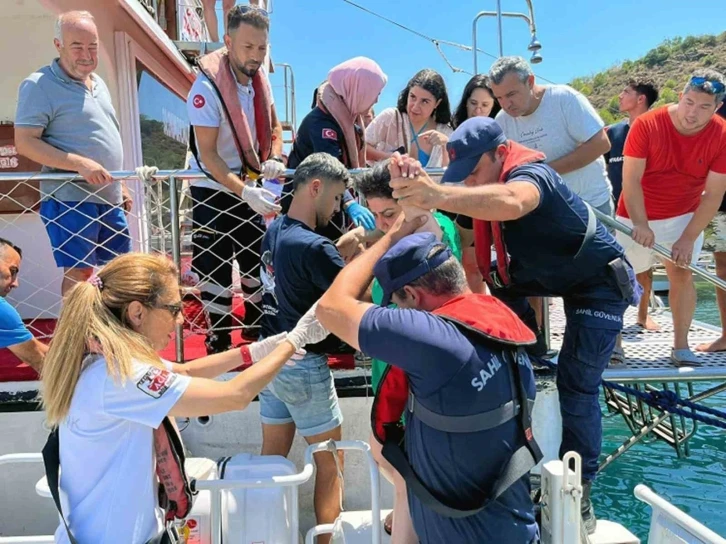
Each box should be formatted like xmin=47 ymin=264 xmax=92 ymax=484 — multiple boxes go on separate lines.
xmin=15 ymin=10 xmax=136 ymax=296
xmin=388 ymin=117 xmax=642 ymax=533
xmin=0 ymin=238 xmax=47 ymax=371
xmin=317 ymin=211 xmax=540 ymax=543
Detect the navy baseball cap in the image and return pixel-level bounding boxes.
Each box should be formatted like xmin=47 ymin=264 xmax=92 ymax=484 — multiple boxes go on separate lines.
xmin=441 ymin=117 xmax=508 ymax=183
xmin=374 ymin=233 xmax=453 ymax=306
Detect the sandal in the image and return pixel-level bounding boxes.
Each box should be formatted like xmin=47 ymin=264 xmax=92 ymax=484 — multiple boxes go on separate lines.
xmin=670 ymin=348 xmax=702 ymax=367
xmin=384 ymin=511 xmax=393 ymax=535
xmin=609 ymin=346 xmax=626 ymax=366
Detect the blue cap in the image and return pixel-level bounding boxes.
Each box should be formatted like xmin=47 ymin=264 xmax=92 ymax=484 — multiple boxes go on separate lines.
xmin=441 ymin=117 xmax=508 ymax=183
xmin=373 ymin=233 xmax=453 ymax=307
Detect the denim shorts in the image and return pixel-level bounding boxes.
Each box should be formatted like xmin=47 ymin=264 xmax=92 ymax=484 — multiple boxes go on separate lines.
xmin=258 ymin=352 xmax=343 ymax=437
xmin=40 ymin=199 xmax=131 ymax=268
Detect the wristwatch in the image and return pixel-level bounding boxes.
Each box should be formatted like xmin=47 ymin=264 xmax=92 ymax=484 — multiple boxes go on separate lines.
xmin=270 ymin=156 xmax=285 ymax=164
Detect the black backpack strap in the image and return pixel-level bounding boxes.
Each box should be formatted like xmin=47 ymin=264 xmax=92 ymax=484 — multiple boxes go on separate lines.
xmin=381 ymin=347 xmax=542 ymax=518
xmin=42 ymin=428 xmax=78 ymax=544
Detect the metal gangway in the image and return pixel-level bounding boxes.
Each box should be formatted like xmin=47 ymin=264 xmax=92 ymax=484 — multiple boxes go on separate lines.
xmin=541 ymin=210 xmax=726 ymax=471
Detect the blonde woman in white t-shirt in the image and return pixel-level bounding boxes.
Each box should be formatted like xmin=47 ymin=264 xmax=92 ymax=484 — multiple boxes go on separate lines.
xmin=41 ymin=252 xmax=327 ymax=544
xmin=366 ymin=69 xmax=453 ymax=168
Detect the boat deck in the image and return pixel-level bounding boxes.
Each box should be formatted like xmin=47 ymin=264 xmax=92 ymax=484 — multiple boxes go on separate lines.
xmin=547 ymin=299 xmax=726 ymax=383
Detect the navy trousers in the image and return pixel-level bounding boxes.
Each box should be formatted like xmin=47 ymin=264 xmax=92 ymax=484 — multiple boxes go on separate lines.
xmin=493 ymin=275 xmax=630 ymax=481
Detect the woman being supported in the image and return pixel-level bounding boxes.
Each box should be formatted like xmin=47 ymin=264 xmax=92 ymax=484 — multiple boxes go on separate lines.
xmin=285 ymin=56 xmax=388 ymax=240
xmin=41 ymin=253 xmax=327 ymax=544
xmin=366 ymin=69 xmax=453 ymax=168
xmin=354 ymin=161 xmax=462 ymax=542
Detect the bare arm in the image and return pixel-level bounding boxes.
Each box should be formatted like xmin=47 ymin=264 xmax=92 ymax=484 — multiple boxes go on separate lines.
xmin=8 ymin=338 xmax=48 ymax=373
xmin=458 ymin=224 xmax=474 ymax=248
xmin=14 ymin=127 xmax=111 ymax=184
xmin=194 ymin=125 xmax=250 ymax=195
xmin=366 ymin=143 xmax=393 ymax=162
xmin=682 ymin=171 xmax=726 ymax=242
xmin=169 ymin=339 xmax=296 ymax=417
xmin=317 ymin=214 xmax=426 ymax=350
xmin=391 ymin=170 xmax=541 ymax=222
xmin=621 ymin=157 xmax=648 ymax=225
xmin=548 ymin=129 xmax=611 ymax=175
xmin=270 ymin=104 xmax=284 ymax=158
xmin=168 ymin=348 xmax=245 ymax=379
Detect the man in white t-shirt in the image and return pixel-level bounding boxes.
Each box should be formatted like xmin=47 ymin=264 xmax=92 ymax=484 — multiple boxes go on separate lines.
xmin=489 ymin=56 xmax=613 ymax=214
xmin=187 ymin=5 xmax=285 ymax=354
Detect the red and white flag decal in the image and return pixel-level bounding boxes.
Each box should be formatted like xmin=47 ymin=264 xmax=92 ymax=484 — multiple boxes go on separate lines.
xmin=322 ymin=128 xmax=337 ymax=141
xmin=192 ymin=94 xmax=206 ymax=109
xmin=137 ymin=367 xmax=177 ymax=399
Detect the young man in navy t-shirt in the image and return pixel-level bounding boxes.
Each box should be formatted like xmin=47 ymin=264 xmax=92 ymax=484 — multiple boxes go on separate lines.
xmin=258 ymin=152 xmax=349 ymax=539
xmin=604 ymin=79 xmax=659 ymax=336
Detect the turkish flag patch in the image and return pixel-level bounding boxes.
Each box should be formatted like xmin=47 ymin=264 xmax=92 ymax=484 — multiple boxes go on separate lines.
xmin=449 ymin=147 xmax=456 ymax=161
xmin=192 ymin=94 xmax=206 ymax=109
xmin=137 ymin=367 xmax=177 ymax=399
xmin=322 ymin=128 xmax=338 ymax=141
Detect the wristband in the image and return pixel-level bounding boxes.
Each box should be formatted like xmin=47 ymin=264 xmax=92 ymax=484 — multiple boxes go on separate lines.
xmin=270 ymin=156 xmax=284 ymax=164
xmin=240 ymin=345 xmax=253 ymax=365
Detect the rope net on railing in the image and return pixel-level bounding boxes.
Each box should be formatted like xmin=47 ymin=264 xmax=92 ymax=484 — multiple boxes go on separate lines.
xmin=0 ymin=168 xmax=445 ymax=363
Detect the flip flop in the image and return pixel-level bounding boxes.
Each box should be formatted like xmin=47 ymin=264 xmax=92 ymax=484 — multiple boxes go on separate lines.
xmin=609 ymin=346 xmax=626 ymax=366
xmin=384 ymin=511 xmax=393 ymax=535
xmin=670 ymin=348 xmax=703 ymax=367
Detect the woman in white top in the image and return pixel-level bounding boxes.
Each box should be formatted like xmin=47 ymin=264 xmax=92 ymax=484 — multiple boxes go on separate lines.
xmin=41 ymin=252 xmax=327 ymax=544
xmin=366 ymin=69 xmax=453 ymax=168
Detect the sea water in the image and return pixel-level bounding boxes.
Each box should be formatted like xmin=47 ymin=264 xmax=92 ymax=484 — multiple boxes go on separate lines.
xmin=596 ymin=282 xmax=726 ymax=538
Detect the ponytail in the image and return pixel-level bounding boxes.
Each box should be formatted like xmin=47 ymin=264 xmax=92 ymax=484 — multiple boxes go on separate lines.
xmin=41 ymin=253 xmax=177 ymax=426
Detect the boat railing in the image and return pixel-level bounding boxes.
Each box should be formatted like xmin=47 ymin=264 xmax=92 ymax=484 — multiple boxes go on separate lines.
xmin=0 ymin=168 xmax=445 ymax=365
xmin=275 ymin=63 xmax=298 ymax=144
xmin=540 ymin=209 xmax=726 ymax=351
xmin=634 ymin=484 xmax=726 ymax=544
xmin=8 ymin=169 xmax=719 ymax=365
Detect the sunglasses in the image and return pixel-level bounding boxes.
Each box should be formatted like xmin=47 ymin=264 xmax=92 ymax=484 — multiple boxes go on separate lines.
xmin=690 ymin=77 xmax=725 ymax=95
xmin=230 ymin=5 xmax=269 ymax=17
xmin=151 ymin=302 xmax=184 ymax=319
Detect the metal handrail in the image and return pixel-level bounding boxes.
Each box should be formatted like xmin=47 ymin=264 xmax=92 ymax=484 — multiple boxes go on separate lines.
xmin=0 ymin=167 xmax=448 ymax=183
xmin=593 ymin=208 xmax=726 ymax=293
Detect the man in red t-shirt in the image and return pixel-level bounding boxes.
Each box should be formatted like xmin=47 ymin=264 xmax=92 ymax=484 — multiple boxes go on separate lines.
xmin=617 ymin=69 xmax=726 ymax=365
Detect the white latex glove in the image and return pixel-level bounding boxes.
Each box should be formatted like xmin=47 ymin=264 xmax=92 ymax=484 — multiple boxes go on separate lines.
xmin=135 ymin=165 xmax=159 ymax=183
xmin=248 ymin=332 xmax=287 ymax=363
xmin=241 ymin=184 xmax=282 ymax=215
xmin=286 ymin=302 xmax=330 ymax=351
xmin=261 ymin=160 xmax=286 ymax=180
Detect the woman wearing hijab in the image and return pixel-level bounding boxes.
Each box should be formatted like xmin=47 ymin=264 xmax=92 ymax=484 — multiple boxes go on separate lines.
xmin=286 ymin=56 xmax=388 ymax=241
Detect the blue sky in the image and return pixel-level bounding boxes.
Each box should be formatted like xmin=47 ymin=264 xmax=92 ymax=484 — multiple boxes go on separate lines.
xmin=253 ymin=0 xmax=724 ymax=125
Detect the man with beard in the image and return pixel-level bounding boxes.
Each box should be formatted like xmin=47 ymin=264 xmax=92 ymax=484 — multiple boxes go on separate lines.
xmin=186 ymin=4 xmax=285 ymax=353
xmin=257 ymin=153 xmax=349 ymax=543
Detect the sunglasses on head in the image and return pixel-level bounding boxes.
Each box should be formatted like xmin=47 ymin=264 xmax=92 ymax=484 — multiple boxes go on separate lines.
xmin=690 ymin=77 xmax=725 ymax=95
xmin=231 ymin=4 xmax=269 ymax=17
